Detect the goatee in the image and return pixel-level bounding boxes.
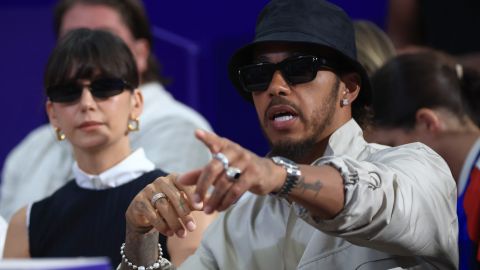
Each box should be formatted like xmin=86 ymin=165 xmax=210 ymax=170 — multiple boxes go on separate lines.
xmin=268 ymin=137 xmax=318 ymax=162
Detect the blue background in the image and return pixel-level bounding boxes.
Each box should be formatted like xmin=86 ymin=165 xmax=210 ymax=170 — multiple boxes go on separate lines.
xmin=0 ymin=0 xmax=387 ymax=178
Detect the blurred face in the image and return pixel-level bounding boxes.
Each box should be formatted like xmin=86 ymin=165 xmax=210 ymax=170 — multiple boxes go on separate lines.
xmin=60 ymin=4 xmax=148 ymax=74
xmin=249 ymin=44 xmax=351 ymax=161
xmin=46 ymin=79 xmax=142 ymax=152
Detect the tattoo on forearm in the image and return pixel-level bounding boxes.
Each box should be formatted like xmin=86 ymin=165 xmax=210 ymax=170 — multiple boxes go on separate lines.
xmin=297 ymin=176 xmax=323 ymax=197
xmin=122 ymin=228 xmax=160 ymax=269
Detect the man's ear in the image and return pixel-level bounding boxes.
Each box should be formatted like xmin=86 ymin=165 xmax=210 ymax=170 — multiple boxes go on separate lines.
xmin=415 ymin=108 xmax=443 ymax=133
xmin=339 ymin=72 xmax=361 ymax=103
xmin=132 ymin=38 xmax=149 ymax=77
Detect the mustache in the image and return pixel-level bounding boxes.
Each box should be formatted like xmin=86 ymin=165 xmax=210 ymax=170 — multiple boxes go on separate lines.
xmin=264 ymin=96 xmax=304 ymax=120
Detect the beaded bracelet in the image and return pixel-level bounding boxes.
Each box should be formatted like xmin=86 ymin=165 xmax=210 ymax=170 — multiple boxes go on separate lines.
xmin=120 ymin=242 xmax=172 ymax=270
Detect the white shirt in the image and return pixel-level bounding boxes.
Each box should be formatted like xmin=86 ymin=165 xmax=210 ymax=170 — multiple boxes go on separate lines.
xmin=180 ymin=119 xmax=458 ymax=270
xmin=73 ymin=148 xmax=154 ymax=190
xmin=0 ymin=215 xmax=6 ymax=259
xmin=0 ymin=82 xmax=212 ymax=221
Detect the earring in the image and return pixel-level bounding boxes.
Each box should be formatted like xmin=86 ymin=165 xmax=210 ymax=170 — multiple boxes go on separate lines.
xmin=341 ymin=98 xmax=349 ymax=106
xmin=127 ymin=118 xmax=140 ymax=132
xmin=55 ymin=127 xmax=66 ymax=141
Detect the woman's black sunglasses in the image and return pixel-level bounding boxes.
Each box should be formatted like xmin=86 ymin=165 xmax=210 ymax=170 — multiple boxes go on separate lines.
xmin=46 ymin=78 xmax=133 ymax=103
xmin=238 ymin=55 xmax=336 ymax=93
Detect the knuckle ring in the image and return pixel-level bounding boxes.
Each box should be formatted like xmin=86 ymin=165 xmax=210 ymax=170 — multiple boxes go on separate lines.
xmin=151 ymin=192 xmax=167 ymax=206
xmin=213 ymin=152 xmax=229 ymax=169
xmin=226 ymin=167 xmax=242 ymax=182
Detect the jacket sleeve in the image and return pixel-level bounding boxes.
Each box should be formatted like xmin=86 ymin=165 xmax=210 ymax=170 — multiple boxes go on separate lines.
xmin=293 ymin=142 xmax=458 ymax=267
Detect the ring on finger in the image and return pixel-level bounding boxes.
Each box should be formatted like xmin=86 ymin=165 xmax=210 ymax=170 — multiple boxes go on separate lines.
xmin=213 ymin=152 xmax=229 ymax=169
xmin=226 ymin=166 xmax=242 ymax=182
xmin=151 ymin=192 xmax=167 ymax=206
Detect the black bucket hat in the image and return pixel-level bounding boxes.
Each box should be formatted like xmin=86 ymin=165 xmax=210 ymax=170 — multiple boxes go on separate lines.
xmin=228 ymin=0 xmax=372 ymax=108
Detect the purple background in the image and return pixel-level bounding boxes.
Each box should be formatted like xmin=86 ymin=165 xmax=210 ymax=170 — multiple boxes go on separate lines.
xmin=0 ymin=0 xmax=388 ymax=180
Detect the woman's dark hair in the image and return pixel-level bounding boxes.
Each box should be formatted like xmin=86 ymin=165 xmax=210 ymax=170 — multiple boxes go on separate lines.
xmin=44 ymin=28 xmax=139 ymax=91
xmin=370 ymin=50 xmax=480 ymax=129
xmin=53 ymin=0 xmax=163 ymax=83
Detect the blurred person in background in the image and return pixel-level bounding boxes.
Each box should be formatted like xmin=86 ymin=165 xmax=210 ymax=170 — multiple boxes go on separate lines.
xmin=0 ymin=215 xmax=6 ymax=258
xmin=353 ymin=19 xmax=397 ymax=137
xmin=354 ymin=20 xmax=396 ymax=77
xmin=0 ymin=0 xmax=213 ymax=221
xmin=368 ymin=50 xmax=480 ymax=270
xmin=387 ymin=0 xmax=480 ymax=71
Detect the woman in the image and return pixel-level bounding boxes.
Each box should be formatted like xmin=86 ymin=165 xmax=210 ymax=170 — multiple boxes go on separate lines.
xmin=3 ymin=28 xmax=215 ymax=266
xmin=367 ymin=50 xmax=480 ymax=270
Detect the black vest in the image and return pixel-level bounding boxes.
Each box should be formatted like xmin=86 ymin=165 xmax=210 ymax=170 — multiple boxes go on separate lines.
xmin=29 ymin=169 xmax=169 ymax=266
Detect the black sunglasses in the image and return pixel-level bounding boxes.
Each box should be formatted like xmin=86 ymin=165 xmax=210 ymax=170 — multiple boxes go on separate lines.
xmin=46 ymin=78 xmax=133 ymax=103
xmin=238 ymin=55 xmax=336 ymax=93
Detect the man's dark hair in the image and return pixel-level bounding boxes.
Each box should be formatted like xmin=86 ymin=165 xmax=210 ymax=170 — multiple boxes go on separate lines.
xmin=53 ymin=0 xmax=162 ymax=83
xmin=44 ymin=28 xmax=139 ymax=92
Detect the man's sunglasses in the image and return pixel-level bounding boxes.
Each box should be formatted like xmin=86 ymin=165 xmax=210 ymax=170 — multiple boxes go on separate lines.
xmin=238 ymin=55 xmax=336 ymax=93
xmin=46 ymin=78 xmax=133 ymax=103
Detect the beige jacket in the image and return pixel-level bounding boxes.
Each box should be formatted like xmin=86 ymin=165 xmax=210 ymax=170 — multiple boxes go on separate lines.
xmin=180 ymin=119 xmax=458 ymax=270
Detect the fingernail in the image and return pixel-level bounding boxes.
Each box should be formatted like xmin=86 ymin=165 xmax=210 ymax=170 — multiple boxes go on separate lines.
xmin=176 ymin=229 xmax=186 ymax=238
xmin=194 ymin=194 xmax=201 ymax=203
xmin=166 ymin=230 xmax=174 ymax=237
xmin=193 ymin=201 xmax=203 ymax=210
xmin=204 ymin=206 xmax=212 ymax=214
xmin=186 ymin=221 xmax=197 ymax=231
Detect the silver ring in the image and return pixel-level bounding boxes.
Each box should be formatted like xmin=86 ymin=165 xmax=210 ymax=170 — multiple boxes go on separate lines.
xmin=151 ymin=192 xmax=167 ymax=206
xmin=213 ymin=152 xmax=229 ymax=169
xmin=226 ymin=167 xmax=242 ymax=182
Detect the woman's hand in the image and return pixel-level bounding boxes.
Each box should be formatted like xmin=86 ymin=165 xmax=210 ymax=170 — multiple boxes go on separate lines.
xmin=125 ymin=174 xmax=203 ymax=238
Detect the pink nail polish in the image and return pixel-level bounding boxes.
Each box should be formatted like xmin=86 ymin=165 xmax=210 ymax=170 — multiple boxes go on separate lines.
xmin=186 ymin=221 xmax=197 ymax=231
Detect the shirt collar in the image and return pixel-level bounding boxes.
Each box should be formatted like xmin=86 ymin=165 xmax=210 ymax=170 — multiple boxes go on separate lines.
xmin=458 ymin=137 xmax=480 ymax=195
xmin=73 ymin=148 xmax=155 ymax=190
xmin=322 ymin=119 xmax=366 ymax=158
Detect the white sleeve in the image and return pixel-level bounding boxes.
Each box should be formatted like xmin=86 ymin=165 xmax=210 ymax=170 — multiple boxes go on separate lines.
xmin=293 ymin=143 xmax=458 ymax=265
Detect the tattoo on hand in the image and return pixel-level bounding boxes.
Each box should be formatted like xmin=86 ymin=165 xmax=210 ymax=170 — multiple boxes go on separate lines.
xmin=179 ymin=198 xmax=186 ymax=212
xmin=135 ymin=201 xmax=148 ymax=211
xmin=298 ymin=176 xmax=323 ymax=197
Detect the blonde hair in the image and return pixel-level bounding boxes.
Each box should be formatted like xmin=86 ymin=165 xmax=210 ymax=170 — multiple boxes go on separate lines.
xmin=354 ymin=20 xmax=396 ymax=77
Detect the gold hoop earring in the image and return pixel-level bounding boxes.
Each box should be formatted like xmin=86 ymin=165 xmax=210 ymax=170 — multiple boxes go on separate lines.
xmin=128 ymin=118 xmax=140 ymax=132
xmin=55 ymin=127 xmax=66 ymax=141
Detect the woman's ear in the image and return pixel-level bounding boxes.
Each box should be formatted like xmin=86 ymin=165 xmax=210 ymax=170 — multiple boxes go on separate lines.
xmin=130 ymin=88 xmax=144 ymax=119
xmin=339 ymin=72 xmax=361 ymax=104
xmin=45 ymin=100 xmax=60 ymax=128
xmin=415 ymin=108 xmax=444 ymax=133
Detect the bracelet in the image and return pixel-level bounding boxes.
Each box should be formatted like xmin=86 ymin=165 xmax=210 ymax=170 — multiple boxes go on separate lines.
xmin=120 ymin=242 xmax=172 ymax=270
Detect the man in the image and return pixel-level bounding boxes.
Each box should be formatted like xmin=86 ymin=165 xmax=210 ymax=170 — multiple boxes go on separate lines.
xmin=120 ymin=0 xmax=458 ymax=269
xmin=0 ymin=0 xmax=212 ymax=221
